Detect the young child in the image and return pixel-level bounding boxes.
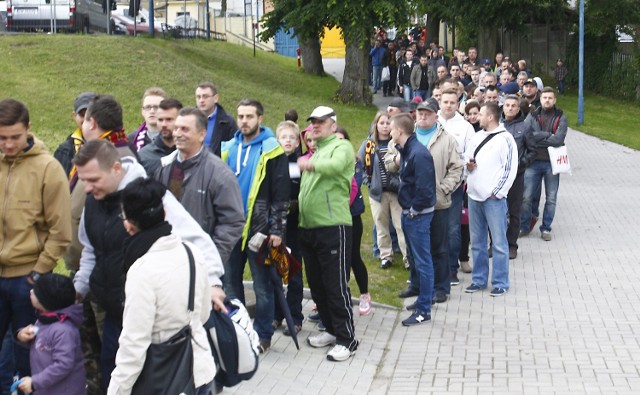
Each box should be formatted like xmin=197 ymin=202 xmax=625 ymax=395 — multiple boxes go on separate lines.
xmin=16 ymin=274 xmax=85 ymax=395
xmin=274 ymin=120 xmax=305 ymax=335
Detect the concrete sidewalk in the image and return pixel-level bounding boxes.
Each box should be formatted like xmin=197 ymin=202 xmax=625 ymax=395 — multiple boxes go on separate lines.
xmin=227 ymin=59 xmax=640 ymax=394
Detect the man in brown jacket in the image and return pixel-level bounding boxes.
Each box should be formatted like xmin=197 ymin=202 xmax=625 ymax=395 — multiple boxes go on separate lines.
xmin=0 ymin=99 xmax=71 ymax=379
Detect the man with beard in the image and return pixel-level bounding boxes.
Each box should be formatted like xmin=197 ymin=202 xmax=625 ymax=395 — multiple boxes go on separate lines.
xmin=222 ymin=99 xmax=290 ymax=353
xmin=139 ymin=98 xmax=182 ymax=176
xmin=520 ymin=88 xmax=568 ymax=241
xmin=522 ymin=78 xmax=541 ymax=113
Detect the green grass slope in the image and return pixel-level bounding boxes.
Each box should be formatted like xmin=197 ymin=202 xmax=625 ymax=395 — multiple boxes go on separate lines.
xmin=0 ymin=35 xmax=377 ymax=149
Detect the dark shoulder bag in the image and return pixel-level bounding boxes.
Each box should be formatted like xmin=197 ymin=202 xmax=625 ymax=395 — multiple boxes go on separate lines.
xmin=132 ymin=243 xmax=197 ymax=395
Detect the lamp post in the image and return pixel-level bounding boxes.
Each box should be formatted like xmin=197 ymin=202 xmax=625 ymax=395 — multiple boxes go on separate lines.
xmin=577 ymin=0 xmax=585 ymax=125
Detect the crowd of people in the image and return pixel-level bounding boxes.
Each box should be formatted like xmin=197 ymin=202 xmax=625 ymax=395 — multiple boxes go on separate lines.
xmin=0 ymin=30 xmax=570 ymax=394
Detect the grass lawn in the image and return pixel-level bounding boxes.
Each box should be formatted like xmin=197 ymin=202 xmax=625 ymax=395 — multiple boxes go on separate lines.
xmin=1 ymin=35 xmax=411 ymax=307
xmin=556 ymin=91 xmax=640 ymax=150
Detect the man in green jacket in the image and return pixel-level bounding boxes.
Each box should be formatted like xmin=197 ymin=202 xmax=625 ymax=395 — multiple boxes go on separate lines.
xmin=298 ymin=106 xmax=359 ymax=362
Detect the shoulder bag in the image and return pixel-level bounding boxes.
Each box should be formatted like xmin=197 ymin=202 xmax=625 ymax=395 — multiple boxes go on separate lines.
xmin=132 ymin=243 xmax=197 ymax=395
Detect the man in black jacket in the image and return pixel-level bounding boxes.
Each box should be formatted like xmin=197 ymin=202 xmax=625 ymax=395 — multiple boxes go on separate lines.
xmin=138 ymin=98 xmax=182 ymax=176
xmin=195 ymin=81 xmax=238 ymax=156
xmin=501 ymin=95 xmax=536 ymax=258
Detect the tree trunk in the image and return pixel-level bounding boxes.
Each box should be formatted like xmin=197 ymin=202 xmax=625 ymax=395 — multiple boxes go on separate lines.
xmin=336 ymin=34 xmax=371 ymax=104
xmin=426 ymin=16 xmax=440 ymax=45
xmin=300 ymin=36 xmax=325 ymax=76
xmin=478 ymin=26 xmax=498 ymax=63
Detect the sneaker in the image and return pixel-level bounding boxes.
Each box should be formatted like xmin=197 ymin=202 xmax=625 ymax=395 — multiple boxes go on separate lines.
xmin=283 ymin=324 xmax=302 ymax=337
xmin=317 ymin=321 xmax=326 ymax=331
xmin=509 ymin=247 xmax=518 ymax=259
xmin=307 ymin=332 xmax=336 ymax=348
xmin=326 ymin=344 xmax=356 ymax=362
xmin=432 ymin=292 xmax=448 ymax=304
xmin=258 ymin=340 xmax=271 ymax=354
xmin=380 ymin=259 xmax=392 ymax=269
xmin=490 ymin=287 xmax=508 ymax=297
xmin=403 ymin=256 xmax=410 ymax=270
xmin=405 ymin=302 xmax=417 ymax=311
xmin=308 ymin=312 xmax=321 ymax=322
xmin=450 ymin=272 xmax=460 ymax=286
xmin=519 ymin=230 xmax=530 ymax=237
xmin=459 ymin=260 xmax=472 ymax=273
xmin=358 ymin=293 xmax=371 ymax=316
xmin=541 ymin=231 xmax=552 ymax=241
xmin=465 ymin=283 xmax=485 ymax=293
xmin=529 ymin=216 xmax=538 ymax=232
xmin=401 ymin=310 xmax=431 ymax=326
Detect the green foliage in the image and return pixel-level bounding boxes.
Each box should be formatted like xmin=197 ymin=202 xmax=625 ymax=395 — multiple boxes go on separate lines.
xmin=564 ymin=30 xmax=640 ymax=102
xmin=417 ymin=0 xmax=569 ymax=47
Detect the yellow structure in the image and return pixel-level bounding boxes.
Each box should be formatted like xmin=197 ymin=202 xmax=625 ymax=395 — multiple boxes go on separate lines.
xmin=321 ymin=26 xmax=345 ymax=58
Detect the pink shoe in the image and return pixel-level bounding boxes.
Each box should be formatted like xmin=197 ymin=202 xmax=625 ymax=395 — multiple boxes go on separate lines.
xmin=358 ymin=293 xmax=371 ymax=315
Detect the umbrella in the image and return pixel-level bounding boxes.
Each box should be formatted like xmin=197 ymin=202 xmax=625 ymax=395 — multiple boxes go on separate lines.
xmin=257 ymin=240 xmax=302 ymax=350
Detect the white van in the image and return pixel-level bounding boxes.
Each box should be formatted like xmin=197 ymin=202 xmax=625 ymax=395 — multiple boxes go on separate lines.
xmin=6 ymin=0 xmax=75 ymax=32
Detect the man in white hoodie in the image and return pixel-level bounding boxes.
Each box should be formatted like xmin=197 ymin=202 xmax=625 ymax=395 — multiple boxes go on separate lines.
xmin=463 ymin=102 xmax=518 ymax=297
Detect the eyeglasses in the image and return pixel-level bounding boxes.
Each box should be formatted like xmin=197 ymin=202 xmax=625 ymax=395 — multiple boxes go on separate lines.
xmin=142 ymin=105 xmax=159 ymax=111
xmin=118 ymin=212 xmax=127 ymax=221
xmin=195 ymin=94 xmax=214 ymax=100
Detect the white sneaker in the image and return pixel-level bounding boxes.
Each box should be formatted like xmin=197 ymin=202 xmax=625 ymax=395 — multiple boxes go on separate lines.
xmin=359 ymin=293 xmax=371 ymax=316
xmin=326 ymin=344 xmax=355 ymax=362
xmin=307 ymin=332 xmax=336 ymax=348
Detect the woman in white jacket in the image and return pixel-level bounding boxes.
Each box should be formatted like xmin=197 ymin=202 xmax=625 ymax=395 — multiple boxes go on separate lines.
xmin=108 ymin=177 xmax=215 ymax=395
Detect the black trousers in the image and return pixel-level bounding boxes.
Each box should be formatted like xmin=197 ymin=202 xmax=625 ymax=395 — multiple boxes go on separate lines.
xmin=507 ymin=171 xmax=525 ymax=249
xmin=431 ymin=209 xmax=451 ymax=294
xmin=300 ymin=225 xmax=358 ymax=351
xmin=351 ymin=215 xmax=368 ymax=295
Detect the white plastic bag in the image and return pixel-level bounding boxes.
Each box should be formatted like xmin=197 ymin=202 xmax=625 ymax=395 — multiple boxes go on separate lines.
xmin=381 ymin=66 xmax=390 ymax=82
xmin=547 ymin=145 xmax=571 ymax=175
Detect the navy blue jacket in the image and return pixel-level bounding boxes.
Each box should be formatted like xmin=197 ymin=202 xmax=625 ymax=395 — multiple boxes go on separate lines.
xmin=396 ymin=134 xmax=436 ymax=212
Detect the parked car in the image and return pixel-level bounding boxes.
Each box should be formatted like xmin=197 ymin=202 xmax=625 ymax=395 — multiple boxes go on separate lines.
xmin=110 ymin=6 xmax=161 ymax=35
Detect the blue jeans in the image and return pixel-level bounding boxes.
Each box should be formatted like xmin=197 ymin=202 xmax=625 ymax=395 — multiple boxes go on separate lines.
xmin=101 ymin=313 xmax=121 ymax=391
xmin=521 ymin=160 xmax=560 ymax=233
xmin=402 ymin=84 xmax=412 ymax=102
xmin=402 ymin=212 xmax=434 ymax=314
xmin=557 ymin=79 xmax=565 ymax=94
xmin=225 ymin=241 xmax=275 ymax=342
xmin=413 ymin=89 xmax=427 ymax=101
xmin=469 ymin=198 xmax=510 ymax=289
xmin=448 ymin=185 xmax=464 ymax=273
xmin=0 ymin=329 xmax=14 ymax=394
xmin=0 ymin=276 xmax=36 ymax=379
xmin=372 ymin=65 xmax=382 ymax=92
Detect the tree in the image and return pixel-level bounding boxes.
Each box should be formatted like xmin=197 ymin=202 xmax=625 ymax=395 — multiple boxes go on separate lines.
xmin=260 ymin=0 xmax=329 ymax=76
xmin=327 ymin=0 xmax=412 ymax=104
xmin=262 ymin=0 xmax=413 ymax=104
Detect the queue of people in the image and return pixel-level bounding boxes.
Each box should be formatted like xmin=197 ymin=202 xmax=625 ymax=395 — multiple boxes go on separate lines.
xmin=0 ymin=39 xmax=569 ymax=392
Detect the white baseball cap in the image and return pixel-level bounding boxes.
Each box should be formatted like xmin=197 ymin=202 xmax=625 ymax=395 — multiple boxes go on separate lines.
xmin=307 ymin=106 xmax=337 ymax=122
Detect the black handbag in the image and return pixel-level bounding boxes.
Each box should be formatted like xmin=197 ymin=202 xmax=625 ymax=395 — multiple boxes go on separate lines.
xmin=131 ymin=243 xmax=197 ymax=395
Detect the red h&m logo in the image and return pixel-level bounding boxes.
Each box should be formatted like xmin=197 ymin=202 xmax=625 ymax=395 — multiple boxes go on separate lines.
xmin=556 ymin=155 xmax=569 ymax=165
